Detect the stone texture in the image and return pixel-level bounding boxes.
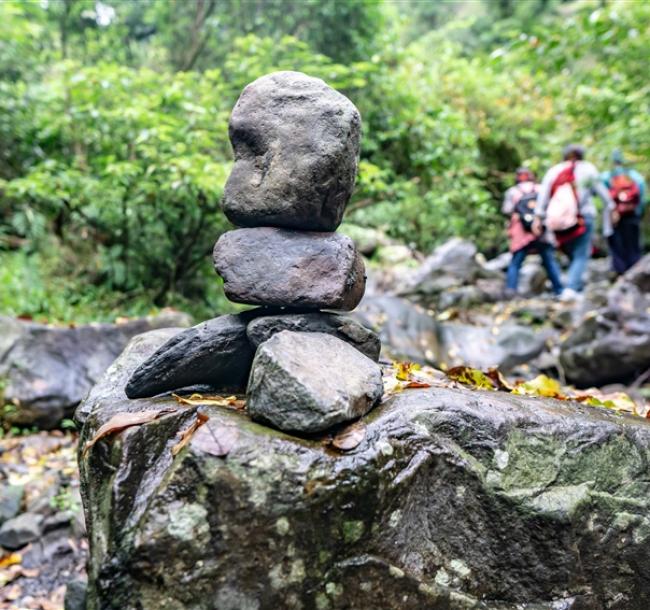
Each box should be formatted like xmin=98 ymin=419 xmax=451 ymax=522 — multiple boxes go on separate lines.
xmin=247 ymin=331 xmax=383 ymax=433
xmin=438 ymin=321 xmax=550 ymax=372
xmin=125 ymin=313 xmax=258 ymax=399
xmin=0 ymin=512 xmax=44 ymax=550
xmin=213 ymin=228 xmax=366 ymax=310
xmin=79 ymin=330 xmax=650 ymax=610
xmin=0 ymin=311 xmax=192 ymax=429
xmin=222 ymin=71 xmax=361 ymax=231
xmin=0 ymin=484 xmax=24 ymax=526
xmin=246 ymin=312 xmax=380 ymax=361
xmin=560 ymin=255 xmax=650 ymax=387
xmin=353 ymin=295 xmax=440 ymax=365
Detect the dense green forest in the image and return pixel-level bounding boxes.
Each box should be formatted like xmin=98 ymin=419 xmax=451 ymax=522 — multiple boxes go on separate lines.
xmin=1 ymin=0 xmax=648 ymax=321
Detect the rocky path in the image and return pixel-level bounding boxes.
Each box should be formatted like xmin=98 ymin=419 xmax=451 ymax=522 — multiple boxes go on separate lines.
xmin=0 ymin=432 xmax=86 ymax=610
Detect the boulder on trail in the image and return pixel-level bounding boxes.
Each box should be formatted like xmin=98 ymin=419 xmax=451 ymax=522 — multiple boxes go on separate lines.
xmin=247 ymin=331 xmax=383 ymax=433
xmin=213 ymin=228 xmax=366 ymax=311
xmin=78 ymin=328 xmax=650 ymax=610
xmin=0 ymin=311 xmax=191 ymax=429
xmin=560 ymin=254 xmax=650 ymax=387
xmin=222 ymin=71 xmax=361 ymax=232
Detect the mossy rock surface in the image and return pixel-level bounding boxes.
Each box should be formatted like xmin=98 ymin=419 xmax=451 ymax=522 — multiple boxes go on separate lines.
xmin=78 ymin=331 xmax=650 ymax=610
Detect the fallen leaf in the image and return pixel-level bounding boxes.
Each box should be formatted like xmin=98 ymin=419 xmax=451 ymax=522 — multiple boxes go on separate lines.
xmin=2 ymin=583 xmax=21 ymax=601
xmin=83 ymin=409 xmax=176 ymax=457
xmin=486 ymin=368 xmax=514 ymax=391
xmin=395 ymin=361 xmax=420 ymax=381
xmin=330 ymin=421 xmax=366 ymax=451
xmin=404 ymin=380 xmax=432 ymax=389
xmin=0 ymin=553 xmax=21 ymax=569
xmin=191 ymin=422 xmax=239 ymax=457
xmin=447 ymin=366 xmax=496 ymax=390
xmin=512 ymin=375 xmax=564 ymax=399
xmin=172 ymin=393 xmax=246 ymax=410
xmin=171 ymin=411 xmax=209 ymax=456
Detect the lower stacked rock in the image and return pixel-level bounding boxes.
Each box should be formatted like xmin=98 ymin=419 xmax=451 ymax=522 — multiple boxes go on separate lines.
xmin=125 ymin=70 xmax=383 ymax=435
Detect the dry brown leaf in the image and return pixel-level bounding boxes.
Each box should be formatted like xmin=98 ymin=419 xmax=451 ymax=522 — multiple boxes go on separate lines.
xmin=172 ymin=393 xmax=246 ymax=410
xmin=191 ymin=422 xmax=239 ymax=457
xmin=331 ymin=421 xmax=366 ymax=451
xmin=486 ymin=367 xmax=514 ymax=391
xmin=404 ymin=380 xmax=432 ymax=389
xmin=171 ymin=412 xmax=209 ymax=456
xmin=83 ymin=409 xmax=176 ymax=457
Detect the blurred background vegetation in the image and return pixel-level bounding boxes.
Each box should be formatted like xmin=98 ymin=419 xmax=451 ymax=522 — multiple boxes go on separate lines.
xmin=1 ymin=0 xmax=648 ymax=322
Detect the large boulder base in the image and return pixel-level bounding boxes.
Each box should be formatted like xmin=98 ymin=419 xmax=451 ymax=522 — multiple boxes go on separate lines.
xmin=222 ymin=71 xmax=361 ymax=232
xmin=0 ymin=311 xmax=191 ymax=429
xmin=214 ymin=228 xmax=366 ymax=310
xmin=79 ymin=329 xmax=650 ymax=610
xmin=125 ymin=313 xmax=257 ymax=399
xmin=246 ymin=312 xmax=380 ymax=362
xmin=247 ymin=331 xmax=383 ymax=433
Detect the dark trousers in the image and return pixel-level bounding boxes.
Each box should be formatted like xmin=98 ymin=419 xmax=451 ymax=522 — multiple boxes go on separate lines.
xmin=608 ymin=215 xmax=642 ymax=274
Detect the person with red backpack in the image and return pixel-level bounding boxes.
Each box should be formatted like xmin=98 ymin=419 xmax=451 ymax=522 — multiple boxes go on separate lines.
xmin=533 ymin=144 xmax=615 ymax=301
xmin=502 ymin=167 xmax=563 ymax=297
xmin=602 ymin=149 xmax=646 ymax=274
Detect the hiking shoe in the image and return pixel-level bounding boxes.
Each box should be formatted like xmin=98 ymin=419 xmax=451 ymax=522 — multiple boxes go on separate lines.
xmin=558 ymin=288 xmax=581 ymax=302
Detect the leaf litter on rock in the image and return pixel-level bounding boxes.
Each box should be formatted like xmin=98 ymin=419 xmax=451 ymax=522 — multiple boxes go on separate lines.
xmin=82 ymin=408 xmax=178 ymax=457
xmin=324 ymin=421 xmax=367 ymax=452
xmin=383 ymin=361 xmax=647 ymax=418
xmin=191 ymin=422 xmax=239 ymax=457
xmin=171 ymin=411 xmax=209 ymax=456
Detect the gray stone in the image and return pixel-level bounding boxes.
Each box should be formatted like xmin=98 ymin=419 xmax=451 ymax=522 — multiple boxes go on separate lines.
xmin=0 ymin=484 xmax=23 ymax=526
xmin=559 ymin=260 xmax=650 ymax=387
xmin=0 ymin=512 xmax=43 ymax=549
xmin=353 ymin=295 xmax=440 ymax=365
xmin=79 ymin=335 xmax=650 ymax=609
xmin=438 ymin=322 xmax=549 ymax=371
xmin=0 ymin=311 xmax=192 ymax=429
xmin=65 ymin=577 xmax=87 ymax=610
xmin=125 ymin=313 xmax=258 ymax=400
xmin=246 ymin=312 xmax=380 ymax=361
xmin=222 ymin=71 xmax=361 ymax=231
xmin=247 ymin=331 xmax=383 ymax=433
xmin=214 ymin=228 xmax=366 ymax=310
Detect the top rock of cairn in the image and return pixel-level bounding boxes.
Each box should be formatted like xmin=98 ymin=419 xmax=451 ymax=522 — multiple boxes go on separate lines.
xmin=222 ymin=71 xmax=361 ymax=232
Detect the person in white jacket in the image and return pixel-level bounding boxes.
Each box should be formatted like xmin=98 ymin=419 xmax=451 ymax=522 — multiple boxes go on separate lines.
xmin=533 ymin=144 xmax=615 ymax=300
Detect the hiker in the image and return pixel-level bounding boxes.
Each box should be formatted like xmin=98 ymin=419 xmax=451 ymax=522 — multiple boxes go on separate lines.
xmin=502 ymin=167 xmax=563 ymax=297
xmin=602 ymin=149 xmax=646 ymax=274
xmin=533 ymin=144 xmax=615 ymax=300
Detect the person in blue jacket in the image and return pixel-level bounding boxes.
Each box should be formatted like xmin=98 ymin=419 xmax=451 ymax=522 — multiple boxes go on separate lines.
xmin=602 ymin=150 xmax=646 ymax=274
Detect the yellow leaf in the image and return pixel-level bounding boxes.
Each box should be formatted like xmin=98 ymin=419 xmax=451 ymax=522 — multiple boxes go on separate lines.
xmin=512 ymin=375 xmax=563 ymax=398
xmin=446 ymin=366 xmax=496 ymax=390
xmin=395 ymin=361 xmax=420 ymax=381
xmin=0 ymin=552 xmax=21 ymax=569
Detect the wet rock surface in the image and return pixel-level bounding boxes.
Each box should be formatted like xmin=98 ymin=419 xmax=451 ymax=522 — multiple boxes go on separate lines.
xmin=79 ymin=330 xmax=650 ymax=610
xmin=0 ymin=311 xmax=191 ymax=429
xmin=222 ymin=71 xmax=361 ymax=232
xmin=0 ymin=430 xmax=87 ymax=609
xmin=246 ymin=311 xmax=381 ymax=361
xmin=247 ymin=331 xmax=383 ymax=433
xmin=125 ymin=312 xmax=258 ymax=399
xmin=213 ymin=227 xmax=366 ymax=310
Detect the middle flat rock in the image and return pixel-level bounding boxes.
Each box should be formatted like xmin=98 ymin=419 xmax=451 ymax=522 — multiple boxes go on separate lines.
xmin=247 ymin=330 xmax=383 ymax=434
xmin=213 ymin=228 xmax=366 ymax=310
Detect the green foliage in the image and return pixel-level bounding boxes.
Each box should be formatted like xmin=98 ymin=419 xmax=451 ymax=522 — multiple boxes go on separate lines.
xmin=1 ymin=0 xmax=649 ymax=320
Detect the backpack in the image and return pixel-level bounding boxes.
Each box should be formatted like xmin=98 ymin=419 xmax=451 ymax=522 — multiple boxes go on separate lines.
xmin=513 ymin=185 xmax=538 ymax=233
xmin=546 ymin=161 xmax=580 ymax=232
xmin=609 ymin=173 xmax=640 ymax=215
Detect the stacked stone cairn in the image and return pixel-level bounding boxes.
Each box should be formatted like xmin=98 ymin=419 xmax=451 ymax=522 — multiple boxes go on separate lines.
xmin=126 ymin=71 xmax=383 ymax=434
